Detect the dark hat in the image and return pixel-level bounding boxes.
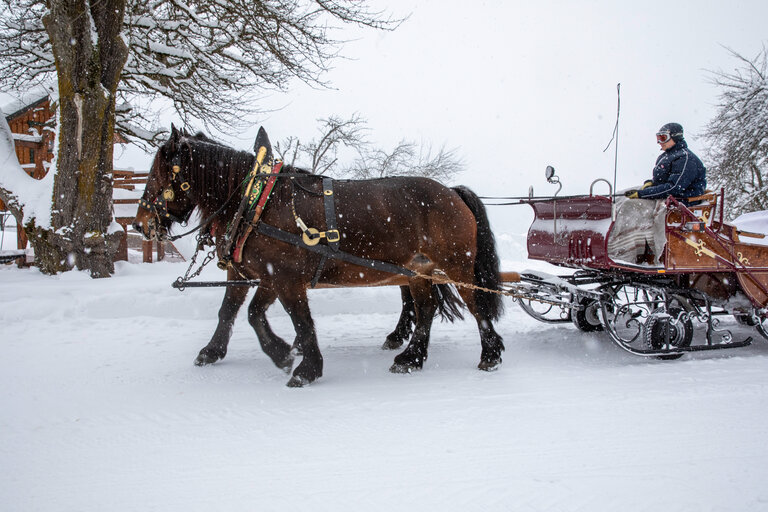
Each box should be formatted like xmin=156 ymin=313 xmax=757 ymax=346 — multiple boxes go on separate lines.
xmin=657 ymin=122 xmax=684 ymax=142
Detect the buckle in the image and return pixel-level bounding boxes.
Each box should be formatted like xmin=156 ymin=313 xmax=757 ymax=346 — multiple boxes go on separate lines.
xmin=325 ymin=230 xmax=340 ymax=243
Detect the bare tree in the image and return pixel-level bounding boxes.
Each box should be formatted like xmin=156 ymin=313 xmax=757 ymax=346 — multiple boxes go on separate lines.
xmin=276 ymin=114 xmax=369 ymax=173
xmin=347 ymin=140 xmax=464 ymax=183
xmin=703 ymin=45 xmax=768 ymax=218
xmin=0 ymin=0 xmax=399 ymax=276
xmin=277 ymin=115 xmax=465 ymax=183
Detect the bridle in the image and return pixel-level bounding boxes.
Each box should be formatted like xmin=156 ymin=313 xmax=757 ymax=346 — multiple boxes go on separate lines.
xmin=138 ymin=152 xmax=194 ymax=225
xmin=137 ymin=147 xmax=244 ymax=242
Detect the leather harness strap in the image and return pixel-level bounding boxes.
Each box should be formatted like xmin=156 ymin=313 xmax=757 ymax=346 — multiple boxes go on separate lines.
xmin=309 ymin=177 xmax=341 ymax=286
xmin=322 ymin=177 xmax=340 ymax=252
xmin=255 ymin=222 xmax=416 ymax=283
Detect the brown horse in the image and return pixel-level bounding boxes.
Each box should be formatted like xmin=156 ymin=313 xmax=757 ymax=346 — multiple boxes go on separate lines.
xmin=133 ymin=126 xmax=505 ymax=386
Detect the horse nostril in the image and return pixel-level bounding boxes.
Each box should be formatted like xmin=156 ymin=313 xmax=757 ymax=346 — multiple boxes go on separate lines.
xmin=131 ymin=221 xmax=141 ymax=232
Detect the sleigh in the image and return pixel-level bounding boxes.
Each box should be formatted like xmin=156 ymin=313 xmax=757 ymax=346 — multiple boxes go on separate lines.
xmin=515 ymin=167 xmax=768 ymax=358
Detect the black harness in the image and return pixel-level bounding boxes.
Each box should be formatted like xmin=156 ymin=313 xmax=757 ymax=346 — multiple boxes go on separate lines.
xmin=261 ymin=176 xmax=415 ymax=287
xmin=256 ymin=222 xmax=416 ymax=286
xmin=152 ymin=159 xmax=417 ymax=289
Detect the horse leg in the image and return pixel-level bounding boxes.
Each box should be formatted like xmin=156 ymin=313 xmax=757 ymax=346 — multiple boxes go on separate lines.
xmin=247 ymin=284 xmax=294 ymax=372
xmin=390 ymin=279 xmax=437 ymax=373
xmin=279 ymin=287 xmax=323 ymax=387
xmin=456 ymin=287 xmax=505 ymax=371
xmin=475 ymin=317 xmax=504 ymax=371
xmin=195 ymin=283 xmax=250 ymax=366
xmin=382 ymin=285 xmax=415 ymax=350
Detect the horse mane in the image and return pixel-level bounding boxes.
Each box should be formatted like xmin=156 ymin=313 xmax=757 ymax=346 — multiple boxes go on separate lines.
xmin=282 ymin=165 xmax=313 ymax=175
xmin=182 ymin=137 xmax=254 ymax=217
xmin=180 ymin=135 xmax=314 ymax=218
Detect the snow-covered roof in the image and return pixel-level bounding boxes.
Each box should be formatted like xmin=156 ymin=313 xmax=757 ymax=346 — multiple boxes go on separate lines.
xmin=1 ymin=84 xmax=56 ymax=120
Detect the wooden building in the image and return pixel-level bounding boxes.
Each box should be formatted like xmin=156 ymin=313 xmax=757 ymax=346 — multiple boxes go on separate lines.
xmin=5 ymin=95 xmax=57 ymax=181
xmin=1 ymin=94 xmax=55 ymax=256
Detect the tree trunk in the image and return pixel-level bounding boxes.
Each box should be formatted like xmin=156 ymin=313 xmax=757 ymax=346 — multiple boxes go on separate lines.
xmin=29 ymin=0 xmax=129 ymax=277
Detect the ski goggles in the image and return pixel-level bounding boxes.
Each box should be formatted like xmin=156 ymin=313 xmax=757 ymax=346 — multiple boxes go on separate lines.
xmin=656 ymin=130 xmax=682 ymax=144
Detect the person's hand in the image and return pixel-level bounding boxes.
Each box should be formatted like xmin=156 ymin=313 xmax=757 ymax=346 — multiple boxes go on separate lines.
xmin=624 ymin=190 xmax=639 ymax=199
xmin=641 ymin=180 xmax=653 ymax=189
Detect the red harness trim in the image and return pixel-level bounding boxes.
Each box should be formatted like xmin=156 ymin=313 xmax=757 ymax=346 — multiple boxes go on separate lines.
xmin=255 ymin=161 xmax=283 ymax=212
xmin=233 ymin=161 xmax=283 ymax=263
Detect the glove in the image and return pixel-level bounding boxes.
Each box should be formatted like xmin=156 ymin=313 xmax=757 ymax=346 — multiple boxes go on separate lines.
xmin=641 ymin=180 xmax=653 ymax=190
xmin=624 ymin=190 xmax=639 ymax=199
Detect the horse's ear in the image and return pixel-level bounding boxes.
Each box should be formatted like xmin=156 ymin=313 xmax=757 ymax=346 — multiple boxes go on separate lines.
xmin=170 ymin=124 xmax=181 ymax=144
xmin=253 ymin=126 xmax=273 ymax=164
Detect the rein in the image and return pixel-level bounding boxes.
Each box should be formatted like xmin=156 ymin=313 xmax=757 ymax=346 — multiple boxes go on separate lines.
xmin=166 ymin=190 xmax=239 ymax=242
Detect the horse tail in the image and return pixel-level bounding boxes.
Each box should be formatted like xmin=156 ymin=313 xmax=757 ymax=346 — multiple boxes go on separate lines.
xmin=452 ymin=186 xmax=504 ymax=322
xmin=433 ymin=283 xmax=465 ymax=323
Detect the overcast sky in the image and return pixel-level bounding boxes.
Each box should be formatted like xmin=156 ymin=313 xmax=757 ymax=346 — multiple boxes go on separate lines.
xmin=6 ymin=0 xmax=768 ymax=233
xmin=219 ymin=0 xmax=766 ymax=233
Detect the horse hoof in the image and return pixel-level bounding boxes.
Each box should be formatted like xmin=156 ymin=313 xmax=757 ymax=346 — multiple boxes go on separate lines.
xmin=389 ymin=363 xmax=418 ymax=374
xmin=381 ymin=338 xmax=404 ymax=350
xmin=478 ymin=358 xmax=502 ymax=372
xmin=279 ymin=356 xmax=294 ymax=374
xmin=286 ymin=375 xmax=310 ymax=388
xmin=194 ymin=353 xmax=220 ymax=366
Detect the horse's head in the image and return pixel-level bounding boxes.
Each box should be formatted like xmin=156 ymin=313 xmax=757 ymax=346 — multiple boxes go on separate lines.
xmin=133 ymin=125 xmax=196 ymax=240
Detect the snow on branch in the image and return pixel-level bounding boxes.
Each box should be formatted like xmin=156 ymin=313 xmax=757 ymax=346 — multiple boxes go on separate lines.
xmin=703 ymin=44 xmax=768 ymax=217
xmin=1 ymin=0 xmax=402 ymax=146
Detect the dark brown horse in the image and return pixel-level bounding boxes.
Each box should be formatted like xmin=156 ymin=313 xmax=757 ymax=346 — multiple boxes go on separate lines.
xmin=134 ymin=126 xmax=505 ymax=386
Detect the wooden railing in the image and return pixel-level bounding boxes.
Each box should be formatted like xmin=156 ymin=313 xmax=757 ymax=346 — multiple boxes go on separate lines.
xmin=112 ymin=169 xmax=149 ymax=190
xmin=112 ymin=169 xmax=166 ymax=262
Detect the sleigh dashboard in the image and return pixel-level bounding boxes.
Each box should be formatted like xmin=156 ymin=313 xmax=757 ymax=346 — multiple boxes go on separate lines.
xmin=526 ymin=195 xmax=614 ymax=269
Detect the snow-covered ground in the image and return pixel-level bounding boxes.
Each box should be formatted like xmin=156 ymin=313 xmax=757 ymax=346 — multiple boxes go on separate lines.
xmin=2 ymin=228 xmax=768 ymax=511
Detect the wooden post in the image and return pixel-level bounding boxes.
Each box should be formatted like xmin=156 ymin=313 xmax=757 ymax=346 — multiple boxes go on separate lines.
xmin=15 ymin=224 xmax=28 ymax=266
xmin=142 ymin=240 xmax=153 ymax=263
xmin=115 ymin=222 xmax=129 ymax=261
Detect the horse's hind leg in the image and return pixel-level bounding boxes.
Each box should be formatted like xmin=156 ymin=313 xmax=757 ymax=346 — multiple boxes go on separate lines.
xmin=383 ymin=286 xmax=415 ymax=350
xmin=476 ymin=317 xmax=504 ymax=371
xmin=247 ymin=284 xmax=294 ymax=372
xmin=390 ymin=279 xmax=437 ymax=373
xmin=279 ymin=286 xmax=323 ymax=387
xmin=195 ymin=283 xmax=250 ymax=366
xmin=457 ymin=287 xmax=505 ymax=371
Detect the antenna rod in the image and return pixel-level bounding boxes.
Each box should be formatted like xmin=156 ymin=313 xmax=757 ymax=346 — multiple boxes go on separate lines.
xmin=602 ymin=83 xmax=622 ymax=220
xmin=613 ymin=83 xmax=620 ymax=213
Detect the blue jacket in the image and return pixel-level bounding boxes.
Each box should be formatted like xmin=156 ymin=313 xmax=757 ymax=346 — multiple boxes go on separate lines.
xmin=637 ymin=140 xmax=706 ymax=204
